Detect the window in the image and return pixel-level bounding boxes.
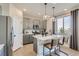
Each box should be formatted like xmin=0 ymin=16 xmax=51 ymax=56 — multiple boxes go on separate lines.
xmin=56 ymin=16 xmax=71 ymax=35
xmin=64 ymin=16 xmax=71 ymax=35
xmin=56 ymin=16 xmax=72 ymax=46
xmin=57 ymin=17 xmax=63 ymax=34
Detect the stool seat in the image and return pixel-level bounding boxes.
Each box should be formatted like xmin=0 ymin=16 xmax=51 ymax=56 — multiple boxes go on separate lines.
xmin=44 ymin=43 xmax=52 ymax=49
xmin=43 ymin=39 xmax=59 ymax=56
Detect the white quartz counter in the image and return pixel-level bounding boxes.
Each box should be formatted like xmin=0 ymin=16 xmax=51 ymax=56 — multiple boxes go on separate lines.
xmin=33 ymin=34 xmax=63 ymax=41
xmin=24 ymin=30 xmax=33 ymax=35
xmin=33 ymin=34 xmax=64 ymax=56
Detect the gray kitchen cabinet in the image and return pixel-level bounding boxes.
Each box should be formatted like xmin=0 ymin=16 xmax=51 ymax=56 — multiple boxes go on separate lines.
xmin=23 ymin=34 xmax=33 ymax=45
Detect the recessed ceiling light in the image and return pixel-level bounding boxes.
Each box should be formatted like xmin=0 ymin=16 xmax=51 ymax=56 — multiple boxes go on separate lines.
xmin=64 ymin=9 xmax=68 ymax=11
xmin=38 ymin=13 xmax=41 ymax=15
xmin=23 ymin=9 xmax=27 ymax=11
xmin=53 ymin=3 xmax=56 ymax=4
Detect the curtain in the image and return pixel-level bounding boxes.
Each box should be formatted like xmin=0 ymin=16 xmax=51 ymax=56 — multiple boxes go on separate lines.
xmin=70 ymin=9 xmax=79 ymax=50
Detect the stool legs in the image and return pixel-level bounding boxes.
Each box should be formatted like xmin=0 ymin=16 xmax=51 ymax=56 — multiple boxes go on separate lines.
xmin=49 ymin=49 xmax=51 ymax=56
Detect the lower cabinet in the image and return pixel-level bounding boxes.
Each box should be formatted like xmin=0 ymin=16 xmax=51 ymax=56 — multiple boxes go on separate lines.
xmin=23 ymin=34 xmax=33 ymax=45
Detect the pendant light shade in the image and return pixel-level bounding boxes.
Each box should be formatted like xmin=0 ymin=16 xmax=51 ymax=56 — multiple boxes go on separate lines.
xmin=43 ymin=3 xmax=48 ymax=20
xmin=52 ymin=7 xmax=56 ymax=21
xmin=52 ymin=7 xmax=55 ymax=17
xmin=44 ymin=3 xmax=47 ymax=16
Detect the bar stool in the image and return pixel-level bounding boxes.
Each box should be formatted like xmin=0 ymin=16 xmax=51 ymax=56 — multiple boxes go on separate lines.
xmin=43 ymin=39 xmax=59 ymax=56
xmin=57 ymin=37 xmax=69 ymax=56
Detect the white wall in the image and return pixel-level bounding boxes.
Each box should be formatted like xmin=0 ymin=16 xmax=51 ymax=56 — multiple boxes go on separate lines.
xmin=9 ymin=4 xmax=23 ymax=51
xmin=46 ymin=18 xmax=53 ymax=35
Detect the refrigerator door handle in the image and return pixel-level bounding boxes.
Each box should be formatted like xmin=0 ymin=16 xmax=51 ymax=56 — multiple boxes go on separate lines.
xmin=10 ymin=32 xmax=13 ymax=48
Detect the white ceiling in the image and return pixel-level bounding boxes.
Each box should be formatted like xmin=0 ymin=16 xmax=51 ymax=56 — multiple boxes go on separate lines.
xmin=14 ymin=3 xmax=79 ymax=18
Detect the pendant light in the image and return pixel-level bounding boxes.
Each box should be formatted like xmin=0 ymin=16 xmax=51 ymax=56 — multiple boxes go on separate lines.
xmin=43 ymin=3 xmax=47 ymax=20
xmin=52 ymin=7 xmax=56 ymax=21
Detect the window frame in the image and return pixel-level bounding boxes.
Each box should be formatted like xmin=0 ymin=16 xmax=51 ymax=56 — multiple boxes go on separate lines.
xmin=56 ymin=15 xmax=71 ymax=34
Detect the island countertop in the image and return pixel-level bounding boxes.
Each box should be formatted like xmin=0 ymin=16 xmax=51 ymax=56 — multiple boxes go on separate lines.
xmin=33 ymin=34 xmax=63 ymax=41
xmin=33 ymin=34 xmax=64 ymax=56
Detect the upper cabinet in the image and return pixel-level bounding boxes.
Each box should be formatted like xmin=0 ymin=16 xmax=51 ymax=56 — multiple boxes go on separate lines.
xmin=23 ymin=18 xmax=33 ymax=29
xmin=23 ymin=17 xmax=46 ymax=30
xmin=0 ymin=4 xmax=23 ymax=17
xmin=0 ymin=4 xmax=9 ymax=16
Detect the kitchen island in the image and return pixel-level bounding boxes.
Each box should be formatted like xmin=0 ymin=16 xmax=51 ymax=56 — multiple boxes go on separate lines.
xmin=33 ymin=34 xmax=64 ymax=56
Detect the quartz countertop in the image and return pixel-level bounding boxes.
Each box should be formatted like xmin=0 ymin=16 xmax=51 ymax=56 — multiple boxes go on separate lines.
xmin=24 ymin=32 xmax=33 ymax=35
xmin=33 ymin=34 xmax=63 ymax=41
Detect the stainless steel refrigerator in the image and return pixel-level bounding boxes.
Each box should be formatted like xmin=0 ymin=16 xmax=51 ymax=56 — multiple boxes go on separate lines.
xmin=0 ymin=15 xmax=12 ymax=56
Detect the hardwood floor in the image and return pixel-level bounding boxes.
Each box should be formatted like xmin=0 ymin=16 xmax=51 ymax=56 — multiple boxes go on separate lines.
xmin=13 ymin=44 xmax=79 ymax=56
xmin=13 ymin=44 xmax=36 ymax=56
xmin=60 ymin=45 xmax=79 ymax=56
